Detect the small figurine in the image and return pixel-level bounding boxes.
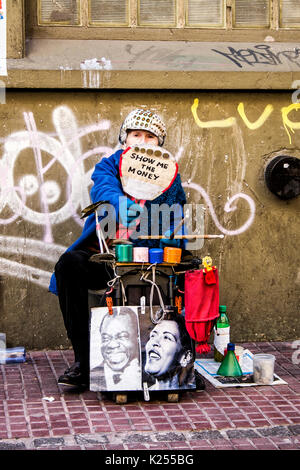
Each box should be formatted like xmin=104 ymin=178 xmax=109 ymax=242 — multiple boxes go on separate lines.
xmin=202 ymin=256 xmax=217 ymax=285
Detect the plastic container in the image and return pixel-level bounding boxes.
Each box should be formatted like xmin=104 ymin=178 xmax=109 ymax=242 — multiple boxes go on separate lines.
xmin=213 ymin=305 xmax=230 ymax=362
xmin=253 ymin=353 xmax=275 ymax=385
xmin=217 ymin=343 xmax=243 ymax=377
xmin=163 ymin=247 xmax=182 ymax=263
xmin=133 ymin=247 xmax=149 ymax=262
xmin=115 ymin=244 xmax=133 ymax=262
xmin=149 ymin=248 xmax=164 ymax=264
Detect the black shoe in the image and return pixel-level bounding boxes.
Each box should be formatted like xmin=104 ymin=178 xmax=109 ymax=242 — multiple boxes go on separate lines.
xmin=194 ymin=370 xmax=205 ymax=391
xmin=58 ymin=362 xmax=89 ymax=389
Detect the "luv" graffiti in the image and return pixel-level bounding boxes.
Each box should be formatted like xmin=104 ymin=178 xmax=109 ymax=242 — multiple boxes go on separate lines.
xmin=191 ymin=98 xmax=300 ymax=144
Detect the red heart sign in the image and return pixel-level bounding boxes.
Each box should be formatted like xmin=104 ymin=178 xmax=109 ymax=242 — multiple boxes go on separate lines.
xmin=119 ymin=145 xmax=178 ymax=201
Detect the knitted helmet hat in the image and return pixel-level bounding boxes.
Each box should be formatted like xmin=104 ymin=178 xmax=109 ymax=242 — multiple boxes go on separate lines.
xmin=119 ymin=108 xmax=167 ymax=146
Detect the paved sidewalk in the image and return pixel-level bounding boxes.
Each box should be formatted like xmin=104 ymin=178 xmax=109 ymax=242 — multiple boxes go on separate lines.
xmin=0 ymin=341 xmax=299 ymax=451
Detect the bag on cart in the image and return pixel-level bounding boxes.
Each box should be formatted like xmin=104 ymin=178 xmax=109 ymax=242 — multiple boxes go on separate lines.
xmin=184 ymin=269 xmax=219 ymax=354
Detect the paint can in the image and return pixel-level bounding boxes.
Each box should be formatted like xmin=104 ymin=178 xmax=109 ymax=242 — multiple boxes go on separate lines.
xmin=163 ymin=247 xmax=182 ymax=263
xmin=149 ymin=248 xmax=164 ymax=264
xmin=115 ymin=244 xmax=133 ymax=262
xmin=133 ymin=247 xmax=149 ymax=263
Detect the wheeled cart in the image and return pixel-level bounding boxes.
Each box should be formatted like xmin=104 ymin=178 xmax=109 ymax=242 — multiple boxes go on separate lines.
xmin=88 ymin=258 xmax=200 ymax=404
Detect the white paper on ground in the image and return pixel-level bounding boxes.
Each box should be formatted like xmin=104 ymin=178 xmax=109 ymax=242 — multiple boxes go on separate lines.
xmin=194 ymin=349 xmax=287 ymax=388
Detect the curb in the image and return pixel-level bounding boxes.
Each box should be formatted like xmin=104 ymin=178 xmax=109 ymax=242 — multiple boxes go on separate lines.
xmin=0 ymin=424 xmax=299 ymax=450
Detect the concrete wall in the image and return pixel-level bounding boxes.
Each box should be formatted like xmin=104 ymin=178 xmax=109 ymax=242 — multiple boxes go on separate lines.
xmin=0 ymin=89 xmax=299 ymax=349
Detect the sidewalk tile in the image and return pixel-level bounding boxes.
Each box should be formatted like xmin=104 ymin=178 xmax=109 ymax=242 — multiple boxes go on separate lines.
xmin=0 ymin=341 xmax=299 ymax=450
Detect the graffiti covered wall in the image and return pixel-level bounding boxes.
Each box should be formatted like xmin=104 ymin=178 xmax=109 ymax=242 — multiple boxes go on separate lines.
xmin=0 ymin=90 xmax=299 ymax=348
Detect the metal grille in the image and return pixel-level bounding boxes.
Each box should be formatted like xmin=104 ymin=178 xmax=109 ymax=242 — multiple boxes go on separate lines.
xmin=89 ymin=0 xmax=129 ymax=25
xmin=280 ymin=0 xmax=300 ymax=27
xmin=138 ymin=0 xmax=176 ymax=26
xmin=38 ymin=0 xmax=80 ymax=25
xmin=234 ymin=0 xmax=270 ymax=27
xmin=186 ymin=0 xmax=224 ymax=27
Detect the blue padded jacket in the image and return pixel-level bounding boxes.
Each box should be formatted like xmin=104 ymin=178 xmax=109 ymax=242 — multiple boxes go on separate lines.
xmin=49 ymin=149 xmax=186 ymax=295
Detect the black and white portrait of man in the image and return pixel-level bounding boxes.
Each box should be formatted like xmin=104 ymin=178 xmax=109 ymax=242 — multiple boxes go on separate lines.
xmin=89 ymin=306 xmax=142 ymax=391
xmin=142 ymin=312 xmax=196 ymax=391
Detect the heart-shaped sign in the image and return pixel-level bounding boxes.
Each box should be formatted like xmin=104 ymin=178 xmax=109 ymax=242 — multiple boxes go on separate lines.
xmin=119 ymin=145 xmax=178 ymax=201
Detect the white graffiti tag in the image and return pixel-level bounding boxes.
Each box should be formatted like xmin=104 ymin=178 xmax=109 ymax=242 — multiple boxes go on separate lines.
xmin=0 ymin=107 xmax=113 ymax=237
xmin=0 ymin=106 xmax=113 ymax=287
xmin=182 ymin=181 xmax=256 ymax=236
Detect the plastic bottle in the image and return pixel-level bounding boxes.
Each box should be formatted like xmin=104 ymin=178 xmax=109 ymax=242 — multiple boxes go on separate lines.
xmin=213 ymin=305 xmax=230 ymax=362
xmin=217 ymin=343 xmax=243 ymax=377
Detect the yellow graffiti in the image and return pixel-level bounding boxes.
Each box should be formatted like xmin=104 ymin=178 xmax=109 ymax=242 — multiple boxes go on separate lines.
xmin=237 ymin=103 xmax=274 ymax=130
xmin=281 ymin=103 xmax=300 ymax=145
xmin=192 ymin=99 xmax=300 ymax=144
xmin=191 ymin=98 xmax=236 ymax=128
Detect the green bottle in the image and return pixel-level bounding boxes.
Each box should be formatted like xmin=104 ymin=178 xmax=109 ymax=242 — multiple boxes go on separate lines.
xmin=213 ymin=305 xmax=230 ymax=362
xmin=217 ymin=343 xmax=243 ymax=377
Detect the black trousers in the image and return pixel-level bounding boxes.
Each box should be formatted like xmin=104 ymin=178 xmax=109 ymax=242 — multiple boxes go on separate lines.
xmin=55 ymin=249 xmax=113 ymax=372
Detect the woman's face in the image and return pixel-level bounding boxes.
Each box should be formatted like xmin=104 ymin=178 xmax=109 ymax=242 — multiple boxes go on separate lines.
xmin=145 ymin=320 xmax=182 ymax=377
xmin=125 ymin=129 xmax=159 ymax=147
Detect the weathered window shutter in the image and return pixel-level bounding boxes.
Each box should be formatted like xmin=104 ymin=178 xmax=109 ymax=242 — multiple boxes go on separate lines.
xmin=138 ymin=0 xmax=176 ymax=26
xmin=90 ymin=0 xmax=129 ymax=25
xmin=280 ymin=0 xmax=300 ymax=27
xmin=38 ymin=0 xmax=80 ymax=25
xmin=186 ymin=0 xmax=224 ymax=27
xmin=234 ymin=0 xmax=270 ymax=28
